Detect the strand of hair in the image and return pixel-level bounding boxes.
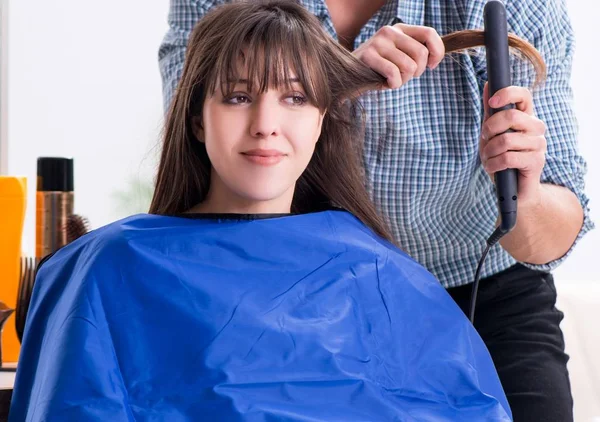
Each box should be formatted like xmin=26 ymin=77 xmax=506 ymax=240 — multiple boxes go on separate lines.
xmin=441 ymin=29 xmax=546 ymax=88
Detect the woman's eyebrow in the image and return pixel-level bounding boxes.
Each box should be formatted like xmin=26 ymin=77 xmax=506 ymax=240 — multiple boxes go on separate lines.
xmin=228 ymin=78 xmax=301 ymax=84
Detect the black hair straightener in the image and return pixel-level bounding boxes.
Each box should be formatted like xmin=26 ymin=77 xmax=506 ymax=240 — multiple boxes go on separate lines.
xmin=469 ymin=0 xmax=518 ymax=323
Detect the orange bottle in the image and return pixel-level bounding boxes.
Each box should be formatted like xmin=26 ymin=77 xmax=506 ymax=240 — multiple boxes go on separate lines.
xmin=0 ymin=176 xmax=27 ymax=364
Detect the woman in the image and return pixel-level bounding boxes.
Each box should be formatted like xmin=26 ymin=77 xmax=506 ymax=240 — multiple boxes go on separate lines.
xmin=11 ymin=1 xmax=513 ymax=420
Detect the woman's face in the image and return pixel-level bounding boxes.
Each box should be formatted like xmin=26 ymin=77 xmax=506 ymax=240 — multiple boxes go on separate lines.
xmin=193 ymin=72 xmax=325 ymax=213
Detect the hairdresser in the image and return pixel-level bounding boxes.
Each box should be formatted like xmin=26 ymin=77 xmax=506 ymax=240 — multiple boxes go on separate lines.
xmin=159 ymin=0 xmax=593 ymax=420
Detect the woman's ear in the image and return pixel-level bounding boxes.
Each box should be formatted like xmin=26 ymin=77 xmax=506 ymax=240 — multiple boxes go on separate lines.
xmin=191 ymin=116 xmax=205 ymax=143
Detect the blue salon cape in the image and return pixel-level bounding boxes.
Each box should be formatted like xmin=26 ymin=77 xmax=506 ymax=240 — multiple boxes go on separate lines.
xmin=10 ymin=211 xmax=512 ymax=421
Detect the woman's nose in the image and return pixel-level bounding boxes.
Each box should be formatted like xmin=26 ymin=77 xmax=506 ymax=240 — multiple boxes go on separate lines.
xmin=249 ymin=98 xmax=281 ymax=138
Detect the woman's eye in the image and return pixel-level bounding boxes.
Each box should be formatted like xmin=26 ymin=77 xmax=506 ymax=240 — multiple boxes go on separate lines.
xmin=285 ymin=93 xmax=307 ymax=106
xmin=226 ymin=94 xmax=251 ymax=104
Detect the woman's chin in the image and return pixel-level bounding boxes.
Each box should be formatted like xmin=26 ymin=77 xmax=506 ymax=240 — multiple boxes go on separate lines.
xmin=234 ymin=188 xmax=294 ymax=209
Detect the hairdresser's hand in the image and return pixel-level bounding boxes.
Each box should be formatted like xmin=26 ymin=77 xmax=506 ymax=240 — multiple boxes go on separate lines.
xmin=353 ymin=24 xmax=445 ymax=89
xmin=480 ymin=82 xmax=547 ymax=209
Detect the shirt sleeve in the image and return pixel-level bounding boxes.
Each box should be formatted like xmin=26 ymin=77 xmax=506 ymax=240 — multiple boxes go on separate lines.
xmin=158 ymin=0 xmax=223 ymax=112
xmin=506 ymin=0 xmax=594 ymax=271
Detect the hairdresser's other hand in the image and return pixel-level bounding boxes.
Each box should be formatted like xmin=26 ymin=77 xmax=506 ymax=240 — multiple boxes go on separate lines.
xmin=353 ymin=23 xmax=445 ymax=89
xmin=480 ymin=82 xmax=547 ymax=209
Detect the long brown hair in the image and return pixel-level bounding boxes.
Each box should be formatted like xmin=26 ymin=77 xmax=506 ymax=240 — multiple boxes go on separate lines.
xmin=443 ymin=30 xmax=546 ymax=87
xmin=150 ymin=0 xmax=394 ymax=240
xmin=150 ymin=0 xmax=546 ymax=243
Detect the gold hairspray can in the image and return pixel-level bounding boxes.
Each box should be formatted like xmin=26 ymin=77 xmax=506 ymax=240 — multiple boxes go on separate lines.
xmin=36 ymin=157 xmax=74 ymax=259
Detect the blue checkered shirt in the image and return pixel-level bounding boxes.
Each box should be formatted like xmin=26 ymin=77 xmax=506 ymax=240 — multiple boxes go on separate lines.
xmin=159 ymin=0 xmax=594 ymax=288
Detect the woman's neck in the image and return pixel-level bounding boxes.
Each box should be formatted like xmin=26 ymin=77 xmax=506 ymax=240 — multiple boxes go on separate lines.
xmin=186 ymin=201 xmax=291 ymax=215
xmin=186 ymin=189 xmax=293 ymax=215
xmin=186 ymin=168 xmax=296 ymax=215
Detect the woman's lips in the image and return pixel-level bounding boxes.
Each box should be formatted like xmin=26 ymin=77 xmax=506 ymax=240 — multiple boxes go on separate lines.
xmin=241 ymin=149 xmax=286 ymax=166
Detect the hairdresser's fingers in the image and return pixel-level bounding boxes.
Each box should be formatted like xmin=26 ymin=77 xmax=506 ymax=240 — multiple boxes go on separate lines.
xmin=480 ymin=132 xmax=547 ymax=164
xmin=355 ymin=39 xmax=401 ymax=88
xmin=354 ymin=24 xmax=444 ymax=88
xmin=488 ymin=86 xmax=535 ymax=115
xmin=356 ymin=27 xmax=420 ymax=86
xmin=389 ymin=36 xmax=427 ymax=78
xmin=377 ymin=26 xmax=429 ymax=77
xmin=360 ymin=48 xmax=404 ymax=89
xmin=397 ymin=24 xmax=445 ymax=69
xmin=481 ymin=109 xmax=546 ymax=141
xmin=482 ymin=147 xmax=546 ymax=208
xmin=378 ymin=46 xmax=421 ymax=85
xmin=483 ymin=149 xmax=546 ymax=177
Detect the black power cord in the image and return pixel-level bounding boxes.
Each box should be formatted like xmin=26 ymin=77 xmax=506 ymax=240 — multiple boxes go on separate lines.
xmin=469 ymin=225 xmax=511 ymax=324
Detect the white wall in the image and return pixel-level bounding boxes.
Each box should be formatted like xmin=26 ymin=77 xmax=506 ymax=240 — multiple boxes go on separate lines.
xmin=7 ymin=0 xmax=169 ymax=251
xmin=552 ymin=1 xmax=600 ymax=284
xmin=0 ymin=1 xmax=7 ymax=174
xmin=552 ymin=3 xmax=600 ymax=420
